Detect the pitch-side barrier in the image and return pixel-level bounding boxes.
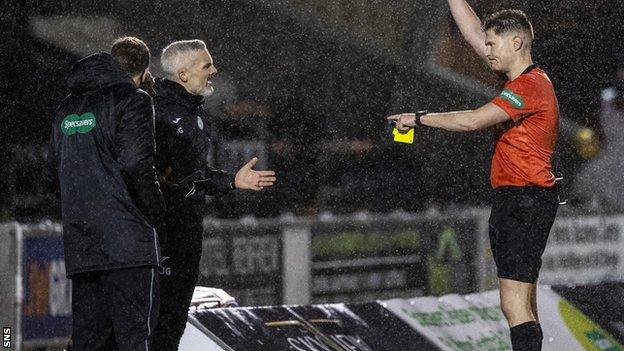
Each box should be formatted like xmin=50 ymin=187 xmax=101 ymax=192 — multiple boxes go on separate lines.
xmin=1 ymin=210 xmax=623 ymax=349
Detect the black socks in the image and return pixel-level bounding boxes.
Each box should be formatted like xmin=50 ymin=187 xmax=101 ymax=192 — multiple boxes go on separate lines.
xmin=510 ymin=321 xmax=542 ymax=351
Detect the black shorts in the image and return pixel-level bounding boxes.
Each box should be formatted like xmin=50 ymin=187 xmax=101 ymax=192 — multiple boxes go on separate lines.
xmin=488 ymin=186 xmax=559 ymax=283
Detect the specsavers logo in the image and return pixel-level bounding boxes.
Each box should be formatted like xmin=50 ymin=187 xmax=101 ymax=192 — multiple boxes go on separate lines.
xmin=559 ymin=299 xmax=624 ymax=350
xmin=61 ymin=112 xmax=96 ymax=135
xmin=500 ymin=89 xmax=524 ymax=109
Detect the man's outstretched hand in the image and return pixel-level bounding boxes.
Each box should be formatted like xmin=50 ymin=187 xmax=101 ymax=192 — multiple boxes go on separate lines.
xmin=235 ymin=157 xmax=277 ymax=191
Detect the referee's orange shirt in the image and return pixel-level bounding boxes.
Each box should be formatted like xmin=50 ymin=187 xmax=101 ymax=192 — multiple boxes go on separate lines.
xmin=490 ymin=65 xmax=559 ymax=189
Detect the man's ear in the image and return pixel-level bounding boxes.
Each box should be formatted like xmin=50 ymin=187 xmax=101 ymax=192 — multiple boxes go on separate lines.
xmin=178 ymin=69 xmax=189 ymax=83
xmin=512 ymin=36 xmax=524 ymax=51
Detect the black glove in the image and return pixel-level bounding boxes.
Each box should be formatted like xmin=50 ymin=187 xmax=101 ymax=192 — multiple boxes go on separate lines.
xmin=173 ymin=169 xmax=236 ymax=202
xmin=173 ymin=170 xmax=206 ymax=201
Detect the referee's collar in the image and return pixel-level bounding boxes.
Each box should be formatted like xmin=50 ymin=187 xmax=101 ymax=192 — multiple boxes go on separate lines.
xmin=521 ymin=64 xmax=538 ymax=75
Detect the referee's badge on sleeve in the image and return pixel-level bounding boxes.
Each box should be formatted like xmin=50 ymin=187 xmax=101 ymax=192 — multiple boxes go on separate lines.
xmin=500 ymin=89 xmax=525 ymax=109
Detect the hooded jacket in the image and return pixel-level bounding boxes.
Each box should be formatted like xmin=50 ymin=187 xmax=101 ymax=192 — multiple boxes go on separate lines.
xmin=49 ymin=52 xmax=165 ymax=276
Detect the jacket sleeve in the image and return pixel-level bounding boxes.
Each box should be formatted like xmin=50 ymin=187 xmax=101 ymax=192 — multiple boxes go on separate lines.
xmin=197 ymin=112 xmax=235 ymax=195
xmin=116 ymin=91 xmax=166 ymax=225
xmin=153 ymin=103 xmax=175 ymax=175
xmin=201 ymin=165 xmax=236 ymax=195
xmin=47 ymin=119 xmax=61 ymax=204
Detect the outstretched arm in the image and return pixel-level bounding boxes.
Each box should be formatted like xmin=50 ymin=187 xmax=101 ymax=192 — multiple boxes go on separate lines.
xmin=447 ymin=0 xmax=488 ymax=60
xmin=387 ymin=102 xmax=510 ymax=132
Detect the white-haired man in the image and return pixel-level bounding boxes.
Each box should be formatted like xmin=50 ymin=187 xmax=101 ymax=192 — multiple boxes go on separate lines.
xmin=150 ymin=39 xmax=276 ymax=350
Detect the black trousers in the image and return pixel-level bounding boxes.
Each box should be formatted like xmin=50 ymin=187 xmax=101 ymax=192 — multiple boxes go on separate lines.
xmin=71 ymin=266 xmax=159 ymax=351
xmin=151 ymin=213 xmax=203 ymax=351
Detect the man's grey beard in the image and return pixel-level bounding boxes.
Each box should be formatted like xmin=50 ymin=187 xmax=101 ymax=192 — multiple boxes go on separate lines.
xmin=194 ymin=85 xmax=214 ymax=97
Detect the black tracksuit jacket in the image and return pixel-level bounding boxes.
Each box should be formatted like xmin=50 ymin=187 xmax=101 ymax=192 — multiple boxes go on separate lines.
xmin=49 ymin=53 xmax=165 ymax=277
xmin=153 ymin=78 xmax=235 ymax=217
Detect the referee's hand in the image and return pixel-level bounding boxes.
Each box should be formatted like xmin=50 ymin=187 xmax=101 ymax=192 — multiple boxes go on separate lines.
xmin=387 ymin=113 xmax=416 ymax=131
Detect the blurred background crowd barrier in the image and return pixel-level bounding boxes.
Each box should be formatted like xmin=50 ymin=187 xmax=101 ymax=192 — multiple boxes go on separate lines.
xmin=2 ymin=209 xmax=623 ymax=349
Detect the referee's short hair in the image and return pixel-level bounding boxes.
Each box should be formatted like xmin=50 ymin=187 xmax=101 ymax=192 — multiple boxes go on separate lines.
xmin=483 ymin=10 xmax=534 ymax=42
xmin=111 ymin=37 xmax=151 ymax=76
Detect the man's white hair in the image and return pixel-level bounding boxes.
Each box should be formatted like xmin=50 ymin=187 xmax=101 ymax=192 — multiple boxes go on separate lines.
xmin=160 ymin=39 xmax=207 ymax=78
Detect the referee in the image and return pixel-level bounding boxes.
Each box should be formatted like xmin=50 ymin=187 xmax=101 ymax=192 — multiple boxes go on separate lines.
xmin=387 ymin=4 xmax=559 ymax=351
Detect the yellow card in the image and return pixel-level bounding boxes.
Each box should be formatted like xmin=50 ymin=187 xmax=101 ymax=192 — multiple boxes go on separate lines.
xmin=393 ymin=127 xmax=414 ymax=144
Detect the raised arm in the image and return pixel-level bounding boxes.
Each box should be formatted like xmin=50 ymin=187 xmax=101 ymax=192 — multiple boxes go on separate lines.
xmin=447 ymin=0 xmax=487 ymax=60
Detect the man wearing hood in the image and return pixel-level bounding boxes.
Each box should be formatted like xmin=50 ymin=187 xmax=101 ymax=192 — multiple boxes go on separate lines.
xmin=150 ymin=39 xmax=276 ymax=350
xmin=48 ymin=37 xmax=165 ymax=350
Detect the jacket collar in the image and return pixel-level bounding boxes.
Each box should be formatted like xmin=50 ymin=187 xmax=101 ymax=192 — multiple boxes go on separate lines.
xmin=155 ymin=78 xmax=205 ymax=111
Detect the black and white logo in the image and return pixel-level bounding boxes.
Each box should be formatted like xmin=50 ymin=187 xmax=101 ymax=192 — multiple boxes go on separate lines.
xmin=197 ymin=116 xmax=204 ymax=130
xmin=3 ymin=327 xmax=10 ymax=348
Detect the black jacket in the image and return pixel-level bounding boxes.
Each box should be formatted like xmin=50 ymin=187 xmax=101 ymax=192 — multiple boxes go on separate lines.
xmin=49 ymin=53 xmax=165 ymax=276
xmin=153 ymin=78 xmax=234 ymax=211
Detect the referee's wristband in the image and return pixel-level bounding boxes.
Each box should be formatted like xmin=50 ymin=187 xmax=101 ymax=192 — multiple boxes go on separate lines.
xmin=413 ymin=110 xmax=428 ymax=127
